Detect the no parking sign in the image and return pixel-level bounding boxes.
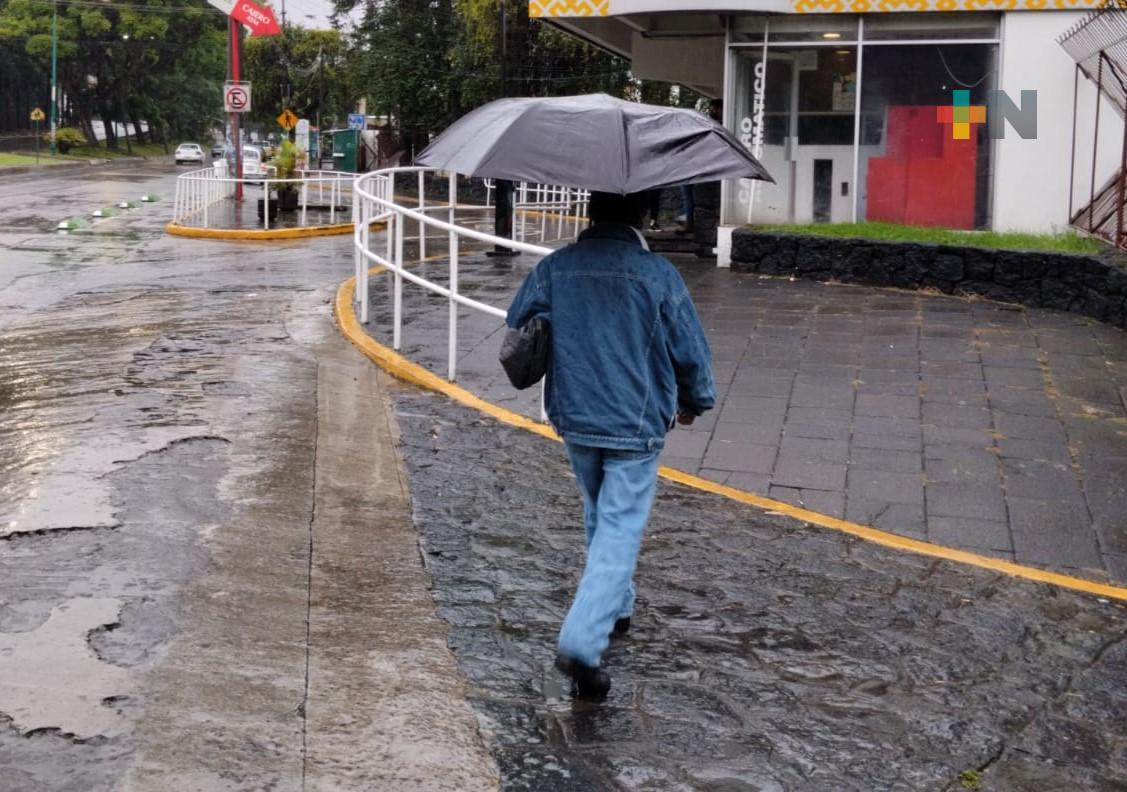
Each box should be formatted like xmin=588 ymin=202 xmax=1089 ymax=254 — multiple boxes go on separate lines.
xmin=224 ymin=81 xmax=251 ymax=113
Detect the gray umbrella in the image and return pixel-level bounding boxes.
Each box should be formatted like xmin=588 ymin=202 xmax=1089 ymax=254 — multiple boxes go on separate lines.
xmin=413 ymin=93 xmax=772 ymax=194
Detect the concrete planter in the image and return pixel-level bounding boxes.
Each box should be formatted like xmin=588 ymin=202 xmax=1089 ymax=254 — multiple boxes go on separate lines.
xmin=730 ymin=229 xmax=1127 ymax=330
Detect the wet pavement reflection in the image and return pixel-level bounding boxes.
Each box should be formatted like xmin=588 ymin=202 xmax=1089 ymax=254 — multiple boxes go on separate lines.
xmin=393 ymin=386 xmax=1127 ymax=791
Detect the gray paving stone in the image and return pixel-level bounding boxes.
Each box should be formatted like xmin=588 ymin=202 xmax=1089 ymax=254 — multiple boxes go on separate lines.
xmin=782 ymin=421 xmax=851 ymax=442
xmin=921 ymin=377 xmax=987 ymax=405
xmin=859 ymin=367 xmax=921 ymax=384
xmin=922 ymin=425 xmax=994 ymax=447
xmin=927 ymin=516 xmax=1013 ymax=555
xmin=663 ymin=430 xmax=711 ymax=459
xmin=713 ymin=421 xmax=784 ymax=445
xmin=927 ymin=483 xmax=1007 ymax=523
xmin=725 ymin=472 xmax=771 ymax=494
xmin=1008 ymin=498 xmax=1104 ymax=572
xmin=784 ymin=406 xmax=853 ymax=427
xmin=984 ymin=366 xmax=1047 ymax=390
xmin=993 ymin=412 xmax=1066 ymax=441
xmin=996 ymin=437 xmax=1073 ymax=465
xmin=920 ymin=361 xmax=984 ymax=380
xmin=1003 ymin=457 xmax=1083 ymax=500
xmin=780 ymin=436 xmax=850 ymax=463
xmin=855 ymin=393 xmax=921 ymax=419
xmin=845 ymin=499 xmax=927 ymax=537
xmin=979 ymin=347 xmax=1041 ymax=370
xmin=922 ymin=402 xmax=993 ymax=429
xmin=697 ymin=468 xmax=730 ymax=484
xmin=719 ymin=402 xmax=788 ymax=425
xmin=768 ymin=486 xmax=846 ymax=518
xmin=1055 ymin=377 xmax=1124 ymax=406
xmin=988 ymin=387 xmax=1059 ymax=418
xmin=850 ymin=416 xmax=917 ymax=439
xmin=847 ymin=470 xmax=925 ymax=505
xmin=702 ymin=441 xmax=778 ymax=474
xmin=924 ymin=449 xmax=1001 ymax=485
xmin=730 ymin=374 xmax=794 ymax=398
xmin=850 ymin=431 xmax=922 ymax=453
xmin=722 ymin=394 xmax=789 ymax=412
xmin=660 ymin=453 xmax=701 ymax=474
xmin=772 ymin=458 xmax=847 ymax=491
xmin=848 ymin=447 xmax=921 ymax=473
xmin=789 ymin=384 xmax=856 ymax=411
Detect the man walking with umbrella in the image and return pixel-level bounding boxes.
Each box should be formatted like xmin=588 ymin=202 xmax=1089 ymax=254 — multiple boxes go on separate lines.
xmin=413 ymin=91 xmax=770 ymax=698
xmin=506 ymin=191 xmax=716 ymax=698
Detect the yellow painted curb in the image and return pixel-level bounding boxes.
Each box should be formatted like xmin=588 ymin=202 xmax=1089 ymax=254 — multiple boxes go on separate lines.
xmin=165 ymin=220 xmax=385 ymax=241
xmin=336 ymin=270 xmax=1127 ymax=604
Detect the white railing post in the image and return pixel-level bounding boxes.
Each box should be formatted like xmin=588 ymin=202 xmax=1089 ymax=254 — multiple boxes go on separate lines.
xmin=302 ymin=180 xmax=308 ymax=226
xmin=330 ymin=178 xmax=337 ymax=225
xmin=418 ymin=170 xmax=426 ymax=260
xmin=448 ymin=171 xmax=458 ymax=382
xmin=556 ymin=185 xmax=564 ymax=239
xmin=352 ymin=187 xmax=361 ymax=304
xmin=393 ymin=209 xmax=403 ymax=351
xmin=264 ymin=180 xmax=271 ymax=231
xmin=360 ymin=196 xmax=370 ymax=325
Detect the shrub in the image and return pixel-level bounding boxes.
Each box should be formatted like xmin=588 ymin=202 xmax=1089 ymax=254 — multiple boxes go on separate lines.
xmin=44 ymin=126 xmax=87 ymax=154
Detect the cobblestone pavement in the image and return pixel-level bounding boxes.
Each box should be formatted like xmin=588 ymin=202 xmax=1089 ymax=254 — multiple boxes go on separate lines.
xmin=392 ymin=386 xmax=1127 ymax=791
xmin=361 ymin=251 xmax=1127 ymax=583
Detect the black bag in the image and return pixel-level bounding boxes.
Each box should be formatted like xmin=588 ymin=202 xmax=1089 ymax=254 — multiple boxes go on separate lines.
xmin=499 ymin=316 xmax=551 ymax=390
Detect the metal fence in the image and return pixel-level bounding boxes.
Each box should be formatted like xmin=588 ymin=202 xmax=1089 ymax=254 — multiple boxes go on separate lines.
xmin=351 ymin=167 xmax=587 ymax=390
xmin=170 ymin=165 xmax=357 ymax=231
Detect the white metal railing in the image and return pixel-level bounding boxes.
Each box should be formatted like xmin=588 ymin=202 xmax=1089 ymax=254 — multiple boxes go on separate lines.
xmin=351 ymin=167 xmax=587 ymax=408
xmin=170 ymin=166 xmax=357 ymax=231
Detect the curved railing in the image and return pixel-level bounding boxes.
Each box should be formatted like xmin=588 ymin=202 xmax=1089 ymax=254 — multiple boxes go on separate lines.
xmin=170 ymin=164 xmax=356 ymax=231
xmin=351 ymin=167 xmax=587 ymax=389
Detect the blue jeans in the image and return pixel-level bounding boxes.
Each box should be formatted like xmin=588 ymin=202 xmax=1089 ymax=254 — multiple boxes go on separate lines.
xmin=558 ymin=442 xmax=661 ymax=667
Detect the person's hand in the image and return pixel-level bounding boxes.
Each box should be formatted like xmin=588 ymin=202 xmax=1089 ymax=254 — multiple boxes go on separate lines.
xmin=676 ymin=411 xmax=695 ymax=426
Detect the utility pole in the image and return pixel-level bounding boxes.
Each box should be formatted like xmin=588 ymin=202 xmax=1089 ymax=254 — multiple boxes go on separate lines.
xmin=488 ymin=0 xmax=518 ymax=256
xmin=49 ymin=0 xmax=58 ymax=156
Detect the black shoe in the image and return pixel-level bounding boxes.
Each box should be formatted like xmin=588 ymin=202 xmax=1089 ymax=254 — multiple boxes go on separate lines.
xmin=555 ymin=654 xmax=611 ymax=699
xmin=612 ymin=617 xmax=631 ymax=636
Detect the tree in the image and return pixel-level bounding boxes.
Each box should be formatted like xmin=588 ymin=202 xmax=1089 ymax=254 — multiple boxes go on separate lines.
xmin=0 ymin=0 xmax=226 ymax=149
xmin=243 ymin=26 xmax=350 ymax=132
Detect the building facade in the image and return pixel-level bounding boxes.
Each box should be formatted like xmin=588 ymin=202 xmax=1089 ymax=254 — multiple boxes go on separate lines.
xmin=531 ymin=1 xmax=1123 ymax=262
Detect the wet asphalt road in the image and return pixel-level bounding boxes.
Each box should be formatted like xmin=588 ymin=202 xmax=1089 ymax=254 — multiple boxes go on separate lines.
xmin=0 ymin=161 xmax=439 ymax=790
xmin=2 ymin=161 xmax=1126 ymax=791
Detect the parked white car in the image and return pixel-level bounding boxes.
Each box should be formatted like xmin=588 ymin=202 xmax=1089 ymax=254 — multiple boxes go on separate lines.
xmin=174 ymin=142 xmax=205 ymax=165
xmin=223 ymin=145 xmax=269 ymax=182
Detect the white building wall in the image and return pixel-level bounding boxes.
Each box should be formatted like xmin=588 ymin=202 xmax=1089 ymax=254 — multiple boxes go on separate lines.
xmin=995 ymin=11 xmax=1123 ymax=233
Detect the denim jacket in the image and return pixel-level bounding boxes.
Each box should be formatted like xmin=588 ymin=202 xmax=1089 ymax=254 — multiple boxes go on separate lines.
xmin=506 ymin=223 xmax=715 ymax=451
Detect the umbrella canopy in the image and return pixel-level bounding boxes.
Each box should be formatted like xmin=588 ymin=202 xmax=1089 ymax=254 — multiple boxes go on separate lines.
xmin=413 ymin=93 xmax=772 ymax=194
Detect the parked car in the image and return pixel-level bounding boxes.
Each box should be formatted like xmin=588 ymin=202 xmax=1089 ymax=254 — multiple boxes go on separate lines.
xmin=174 ymin=142 xmax=205 ymax=165
xmin=210 ymin=140 xmax=225 ymax=157
xmin=223 ymin=145 xmax=269 ymax=182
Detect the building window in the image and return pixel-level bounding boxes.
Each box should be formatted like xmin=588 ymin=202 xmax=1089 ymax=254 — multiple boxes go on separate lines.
xmin=724 ymin=14 xmax=999 ymax=229
xmin=859 ymin=44 xmax=995 ymax=229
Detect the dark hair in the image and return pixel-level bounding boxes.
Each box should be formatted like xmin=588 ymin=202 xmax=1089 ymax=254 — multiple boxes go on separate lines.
xmin=587 ymin=191 xmax=646 ymax=228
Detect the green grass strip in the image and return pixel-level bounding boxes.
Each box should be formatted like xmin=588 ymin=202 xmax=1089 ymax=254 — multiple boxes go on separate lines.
xmin=754 ymin=221 xmax=1104 ymax=255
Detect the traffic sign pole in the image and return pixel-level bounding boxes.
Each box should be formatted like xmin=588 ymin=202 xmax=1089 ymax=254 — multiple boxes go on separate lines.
xmin=230 ymin=17 xmax=242 ymax=201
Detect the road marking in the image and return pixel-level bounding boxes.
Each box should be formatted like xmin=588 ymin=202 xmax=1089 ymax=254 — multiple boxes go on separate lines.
xmin=336 ymin=268 xmax=1127 ymax=604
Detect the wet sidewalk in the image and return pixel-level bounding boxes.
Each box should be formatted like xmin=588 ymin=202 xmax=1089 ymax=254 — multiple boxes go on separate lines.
xmin=358 ymin=248 xmax=1127 ymax=585
xmin=389 ymin=384 xmax=1127 ymax=791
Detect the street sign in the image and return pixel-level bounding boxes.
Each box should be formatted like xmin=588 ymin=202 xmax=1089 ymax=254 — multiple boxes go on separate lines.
xmin=207 ymin=0 xmax=279 ymax=36
xmin=277 ymin=109 xmax=298 ymax=130
xmin=348 ymin=113 xmax=365 ymax=131
xmin=224 ymin=81 xmax=251 ymax=113
xmin=231 ymin=0 xmax=280 ymax=37
xmin=30 ymin=107 xmax=45 ymax=122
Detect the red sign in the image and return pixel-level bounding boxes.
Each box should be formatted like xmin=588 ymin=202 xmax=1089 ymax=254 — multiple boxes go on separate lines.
xmin=230 ymin=0 xmax=280 ymax=37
